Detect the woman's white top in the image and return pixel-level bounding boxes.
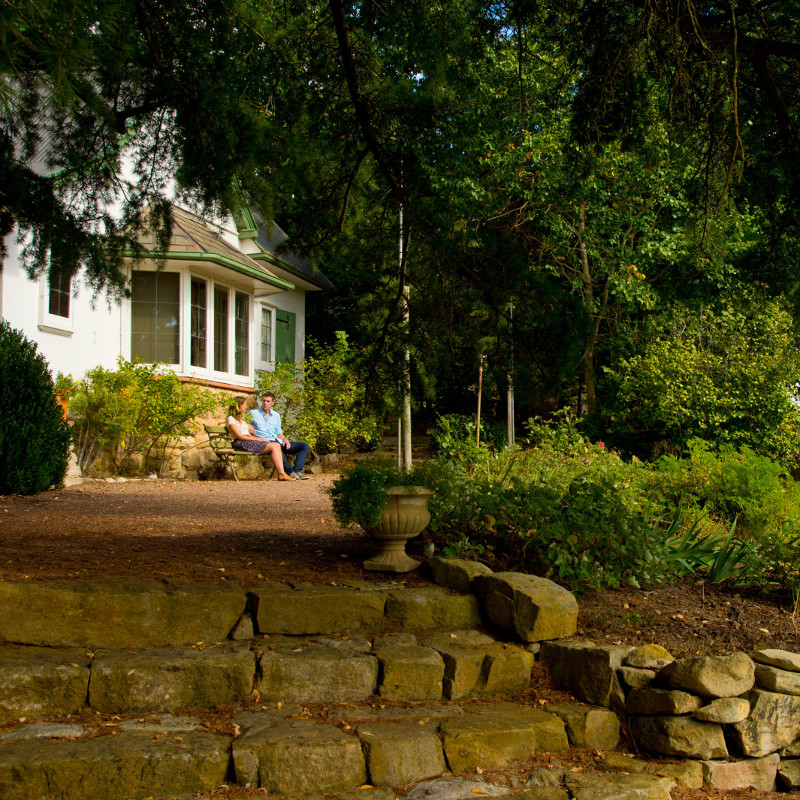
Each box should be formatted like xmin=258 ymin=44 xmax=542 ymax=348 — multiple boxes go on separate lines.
xmin=227 ymin=415 xmax=250 ymax=439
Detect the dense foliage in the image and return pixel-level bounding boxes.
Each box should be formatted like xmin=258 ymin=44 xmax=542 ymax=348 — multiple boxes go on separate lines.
xmin=3 ymin=1 xmax=799 ymax=462
xmin=69 ymin=359 xmax=219 ymax=475
xmin=421 ymin=417 xmax=800 ymax=597
xmin=0 ymin=320 xmax=71 ymax=494
xmin=254 ymin=333 xmax=380 ymax=454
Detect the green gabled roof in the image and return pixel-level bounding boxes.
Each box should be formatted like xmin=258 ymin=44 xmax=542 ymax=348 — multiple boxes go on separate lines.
xmin=127 ymin=206 xmax=294 ymax=291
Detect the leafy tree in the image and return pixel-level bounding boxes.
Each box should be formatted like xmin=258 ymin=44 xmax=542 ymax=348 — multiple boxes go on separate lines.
xmin=601 ymin=295 xmax=800 ymax=464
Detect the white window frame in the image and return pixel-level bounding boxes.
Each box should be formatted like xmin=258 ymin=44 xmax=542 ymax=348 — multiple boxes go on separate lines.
xmin=37 ymin=272 xmax=74 ymax=336
xmin=255 ymin=302 xmax=277 ymax=373
xmin=126 ymin=267 xmax=256 ymax=385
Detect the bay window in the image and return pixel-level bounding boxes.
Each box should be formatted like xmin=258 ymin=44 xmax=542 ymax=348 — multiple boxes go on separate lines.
xmin=130 ymin=269 xmax=255 ymax=382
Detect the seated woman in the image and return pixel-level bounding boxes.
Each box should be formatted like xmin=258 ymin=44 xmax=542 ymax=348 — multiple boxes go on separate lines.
xmin=226 ymin=396 xmax=296 ymax=481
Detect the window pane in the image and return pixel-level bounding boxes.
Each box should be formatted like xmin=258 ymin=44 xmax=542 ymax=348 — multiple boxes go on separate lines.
xmin=234 ymin=291 xmax=249 ymax=376
xmin=48 ymin=270 xmax=71 ymax=318
xmin=190 ymin=277 xmax=207 ymax=368
xmin=260 ymin=307 xmax=272 ymax=362
xmin=131 ymin=272 xmax=180 ymax=364
xmin=214 ymin=287 xmax=229 ymax=372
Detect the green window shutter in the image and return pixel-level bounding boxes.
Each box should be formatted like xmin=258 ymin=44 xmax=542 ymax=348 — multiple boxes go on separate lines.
xmin=275 ymin=309 xmax=296 ymax=363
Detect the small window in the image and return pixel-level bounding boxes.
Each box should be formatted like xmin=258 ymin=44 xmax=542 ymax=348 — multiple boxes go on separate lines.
xmin=38 ymin=266 xmax=74 ymax=335
xmin=48 ymin=269 xmax=71 ymax=318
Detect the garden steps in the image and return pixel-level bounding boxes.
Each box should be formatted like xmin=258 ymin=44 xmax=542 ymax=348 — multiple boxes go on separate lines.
xmin=2 ymin=572 xmax=786 ymax=798
xmin=0 ymin=573 xmax=672 ymax=800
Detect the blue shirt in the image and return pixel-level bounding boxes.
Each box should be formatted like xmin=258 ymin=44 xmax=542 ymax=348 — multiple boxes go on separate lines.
xmin=248 ymin=407 xmax=282 ymax=441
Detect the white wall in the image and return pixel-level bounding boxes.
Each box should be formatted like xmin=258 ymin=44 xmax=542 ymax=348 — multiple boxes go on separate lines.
xmin=1 ymin=235 xmax=123 ymax=380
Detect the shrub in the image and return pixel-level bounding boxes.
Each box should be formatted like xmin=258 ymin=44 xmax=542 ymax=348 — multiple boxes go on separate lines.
xmin=69 ymin=359 xmax=220 ymax=475
xmin=0 ymin=320 xmax=71 ymax=494
xmin=328 ymin=457 xmax=430 ymax=529
xmin=255 ymin=332 xmax=379 ymax=453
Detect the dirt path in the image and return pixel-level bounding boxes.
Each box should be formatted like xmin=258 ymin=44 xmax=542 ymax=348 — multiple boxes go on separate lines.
xmin=0 ymin=474 xmax=434 ymax=590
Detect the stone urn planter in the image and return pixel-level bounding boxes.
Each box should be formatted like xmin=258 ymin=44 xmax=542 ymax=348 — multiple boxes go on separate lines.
xmin=362 ymin=486 xmax=434 ymax=573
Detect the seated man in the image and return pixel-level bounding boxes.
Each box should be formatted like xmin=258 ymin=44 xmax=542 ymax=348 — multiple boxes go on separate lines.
xmin=248 ymin=392 xmax=311 ymax=480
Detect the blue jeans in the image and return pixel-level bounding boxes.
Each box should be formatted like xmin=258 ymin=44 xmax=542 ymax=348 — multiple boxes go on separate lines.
xmin=283 ymin=440 xmax=310 ymax=473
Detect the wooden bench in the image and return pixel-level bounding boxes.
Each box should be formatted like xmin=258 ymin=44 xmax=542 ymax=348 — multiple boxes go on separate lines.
xmin=204 ymin=424 xmax=294 ymax=481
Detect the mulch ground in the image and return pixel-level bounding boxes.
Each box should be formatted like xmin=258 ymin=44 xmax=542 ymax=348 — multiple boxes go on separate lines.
xmin=1 ymin=473 xmax=798 ymax=798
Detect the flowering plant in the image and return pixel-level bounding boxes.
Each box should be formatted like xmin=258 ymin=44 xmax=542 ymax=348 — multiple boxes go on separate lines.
xmin=53 ymin=372 xmax=76 ymax=398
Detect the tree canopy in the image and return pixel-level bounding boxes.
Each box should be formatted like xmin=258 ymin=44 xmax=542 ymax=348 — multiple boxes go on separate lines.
xmin=3 ymin=0 xmax=799 ymax=458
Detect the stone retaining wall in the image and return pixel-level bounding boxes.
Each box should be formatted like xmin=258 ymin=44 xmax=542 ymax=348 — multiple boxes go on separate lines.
xmin=3 ymin=561 xmax=800 ymax=794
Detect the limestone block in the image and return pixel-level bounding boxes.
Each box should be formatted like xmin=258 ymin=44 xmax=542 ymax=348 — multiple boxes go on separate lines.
xmin=0 ymin=722 xmax=86 ymax=742
xmin=693 ymin=697 xmax=750 ymax=723
xmin=358 ymin=721 xmax=448 ymax=786
xmin=257 ymin=644 xmax=378 ymax=703
xmin=778 ymin=759 xmax=800 ymax=790
xmin=0 ymin=731 xmax=230 ymax=800
xmin=441 ymin=705 xmax=568 ymax=772
xmin=326 ymin=704 xmax=464 ymax=724
xmin=700 ymin=753 xmax=779 ymax=791
xmin=731 ymin=688 xmax=800 ymax=757
xmin=252 ymin=585 xmax=387 ymax=635
xmin=782 ymin=737 xmax=800 ymax=757
xmin=405 ymin=777 xmax=517 ymax=799
xmin=428 ymin=556 xmax=493 ymax=593
xmin=627 ymin=688 xmax=702 ymax=716
xmin=624 ymin=644 xmax=674 ymax=670
xmin=509 ymin=789 xmax=569 ymax=800
xmin=657 ymin=651 xmax=755 ymax=698
xmin=230 ymin=613 xmax=255 ymax=641
xmin=232 ymin=717 xmax=366 ymax=797
xmin=385 ymin=588 xmax=481 ymax=630
xmin=0 ymin=646 xmax=90 ymax=722
xmin=545 ymin=703 xmax=620 ymax=749
xmin=481 ymin=642 xmax=535 ymax=696
xmin=424 ymin=632 xmax=490 ymax=700
xmin=525 ymin=764 xmax=566 ymax=788
xmin=375 ymin=644 xmax=444 ymax=701
xmin=753 ymin=648 xmax=800 ymax=673
xmin=88 ymin=641 xmax=255 ymax=713
xmin=629 ymin=715 xmax=728 ymax=759
xmin=619 ymin=666 xmax=656 ymax=690
xmin=473 ymin=572 xmax=578 ymax=642
xmin=424 ymin=630 xmax=533 ymax=700
xmin=755 ymin=663 xmax=800 ymax=696
xmin=373 ymin=633 xmax=418 ymax=647
xmin=0 ymin=578 xmax=247 ymax=648
xmin=602 ymin=752 xmax=704 ymax=787
xmin=540 ymin=640 xmax=632 ymax=711
xmin=565 ymin=772 xmax=675 ymax=800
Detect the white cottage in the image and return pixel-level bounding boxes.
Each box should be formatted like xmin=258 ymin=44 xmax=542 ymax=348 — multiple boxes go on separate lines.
xmin=1 ymin=204 xmax=331 ymax=391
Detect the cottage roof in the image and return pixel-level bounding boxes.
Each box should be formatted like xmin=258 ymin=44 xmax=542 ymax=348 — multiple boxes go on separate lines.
xmin=131 ymin=206 xmax=294 ymax=291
